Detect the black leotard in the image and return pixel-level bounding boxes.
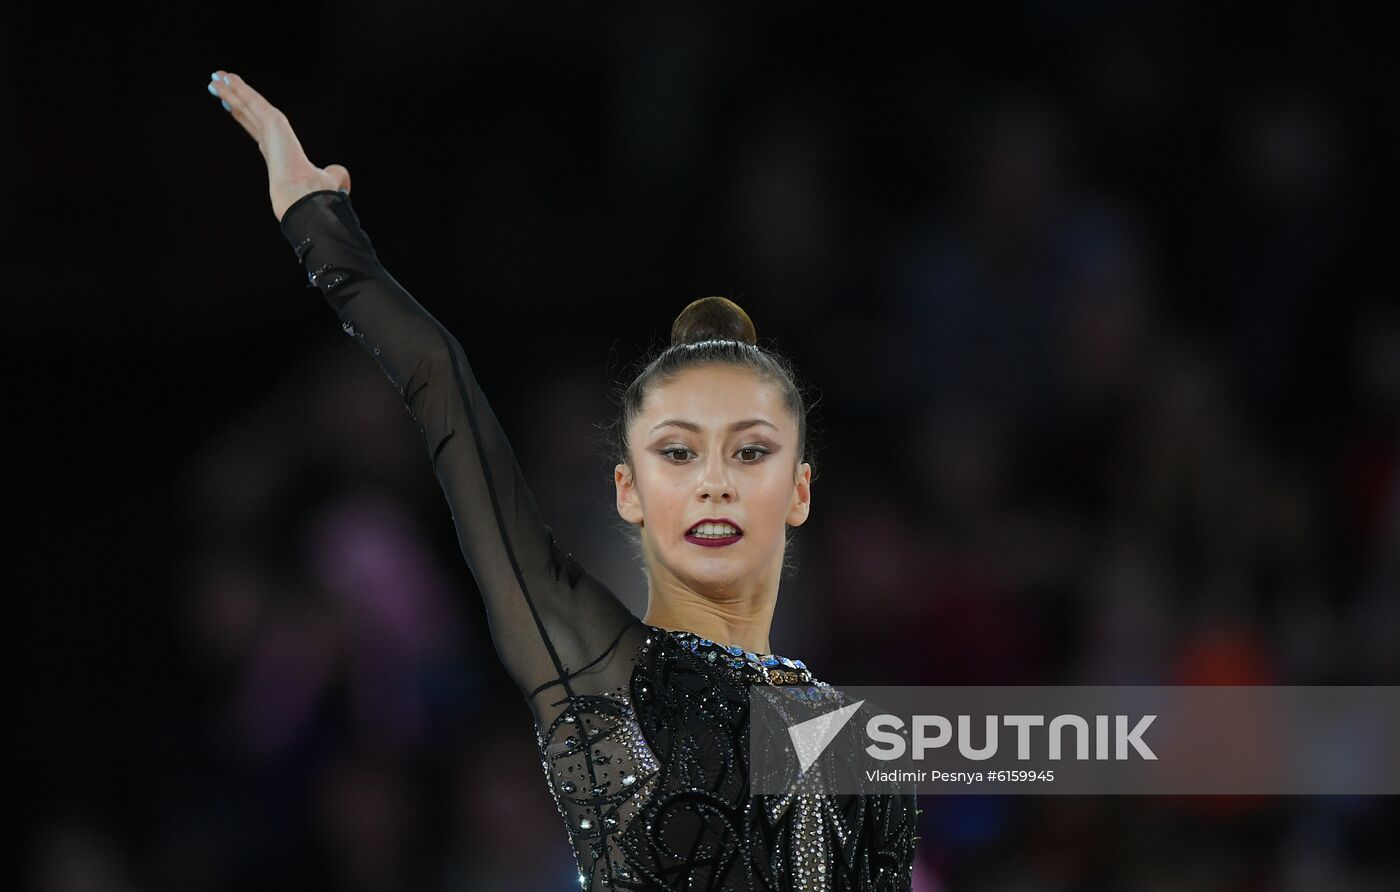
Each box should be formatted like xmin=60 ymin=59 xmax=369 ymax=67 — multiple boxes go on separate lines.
xmin=278 ymin=189 xmax=918 ymax=890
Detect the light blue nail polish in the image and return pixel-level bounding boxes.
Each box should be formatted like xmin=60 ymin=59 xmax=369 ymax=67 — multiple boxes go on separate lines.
xmin=337 ymin=187 xmax=348 ymax=194
xmin=210 ymin=71 xmax=219 ymax=81
xmin=221 ymin=99 xmax=231 ymax=112
xmin=208 ymin=82 xmax=220 ymax=97
xmin=221 ymin=74 xmax=231 ymax=85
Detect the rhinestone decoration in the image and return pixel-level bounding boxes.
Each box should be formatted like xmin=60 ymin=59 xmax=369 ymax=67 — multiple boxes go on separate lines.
xmin=535 ymin=655 xmax=662 ymax=892
xmin=667 ymin=629 xmax=817 ymax=686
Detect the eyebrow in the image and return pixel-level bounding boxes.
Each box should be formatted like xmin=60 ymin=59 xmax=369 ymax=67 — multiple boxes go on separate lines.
xmin=650 ymin=418 xmax=779 ymax=434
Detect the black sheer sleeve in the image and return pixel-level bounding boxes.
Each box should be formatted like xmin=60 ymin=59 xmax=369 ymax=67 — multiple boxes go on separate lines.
xmin=277 ymin=189 xmax=642 ymax=708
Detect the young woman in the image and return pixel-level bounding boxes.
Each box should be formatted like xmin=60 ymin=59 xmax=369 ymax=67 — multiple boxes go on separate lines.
xmin=209 ymin=69 xmax=918 ymax=891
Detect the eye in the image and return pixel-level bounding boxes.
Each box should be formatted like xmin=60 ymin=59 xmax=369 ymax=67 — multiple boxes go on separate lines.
xmin=659 ymin=446 xmax=694 ymax=462
xmin=737 ymin=446 xmax=770 ymax=462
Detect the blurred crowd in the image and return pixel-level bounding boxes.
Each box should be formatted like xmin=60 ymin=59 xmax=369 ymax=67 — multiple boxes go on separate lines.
xmin=20 ymin=3 xmax=1399 ymax=891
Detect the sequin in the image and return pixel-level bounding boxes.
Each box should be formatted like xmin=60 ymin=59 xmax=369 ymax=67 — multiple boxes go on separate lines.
xmin=530 ymin=626 xmax=917 ymax=890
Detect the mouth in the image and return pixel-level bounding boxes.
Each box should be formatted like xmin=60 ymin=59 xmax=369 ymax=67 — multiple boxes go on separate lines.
xmin=684 ymin=517 xmax=744 ymax=547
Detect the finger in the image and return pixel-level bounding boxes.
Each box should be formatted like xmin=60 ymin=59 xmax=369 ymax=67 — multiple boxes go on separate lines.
xmin=215 ymin=70 xmax=284 ymax=123
xmin=209 ymin=70 xmax=292 ymax=145
xmin=323 ymin=163 xmax=352 ymax=193
xmin=208 ymin=70 xmax=265 ymax=142
xmin=210 ymin=70 xmax=313 ymax=175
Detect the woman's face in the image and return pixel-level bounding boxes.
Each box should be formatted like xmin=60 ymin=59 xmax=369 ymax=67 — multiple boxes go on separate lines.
xmin=616 ymin=364 xmax=811 ymax=596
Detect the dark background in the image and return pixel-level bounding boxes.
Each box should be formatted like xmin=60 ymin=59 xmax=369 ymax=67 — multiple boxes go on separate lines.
xmin=12 ymin=1 xmax=1400 ymax=889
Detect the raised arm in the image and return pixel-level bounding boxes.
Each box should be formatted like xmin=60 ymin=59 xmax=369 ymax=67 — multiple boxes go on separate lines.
xmin=208 ymin=71 xmax=639 ymax=700
xmin=283 ymin=190 xmax=638 ymax=695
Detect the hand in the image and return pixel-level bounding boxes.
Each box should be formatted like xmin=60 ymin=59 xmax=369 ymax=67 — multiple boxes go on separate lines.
xmin=208 ymin=70 xmax=352 ymax=222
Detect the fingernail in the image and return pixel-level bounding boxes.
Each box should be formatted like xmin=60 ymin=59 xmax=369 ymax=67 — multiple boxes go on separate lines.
xmin=221 ymin=99 xmax=231 ymax=112
xmin=221 ymin=74 xmax=231 ymax=85
xmin=337 ymin=187 xmax=348 ymax=194
xmin=207 ymin=81 xmax=220 ymax=97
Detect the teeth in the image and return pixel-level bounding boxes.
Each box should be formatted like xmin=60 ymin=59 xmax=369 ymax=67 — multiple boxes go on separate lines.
xmin=690 ymin=523 xmax=740 ymax=537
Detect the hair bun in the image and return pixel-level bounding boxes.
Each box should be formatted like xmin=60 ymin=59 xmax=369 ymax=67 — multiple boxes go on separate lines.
xmin=670 ymin=296 xmax=758 ymax=347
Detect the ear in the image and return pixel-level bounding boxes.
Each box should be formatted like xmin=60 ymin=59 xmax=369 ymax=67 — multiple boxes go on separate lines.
xmin=616 ymin=463 xmax=644 ymax=525
xmin=786 ymin=461 xmax=812 ymax=527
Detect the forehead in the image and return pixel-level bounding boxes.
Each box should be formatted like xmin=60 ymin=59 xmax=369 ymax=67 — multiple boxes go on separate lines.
xmin=641 ymin=365 xmax=787 ymax=426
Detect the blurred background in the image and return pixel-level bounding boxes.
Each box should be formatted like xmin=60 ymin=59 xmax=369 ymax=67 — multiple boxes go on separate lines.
xmin=11 ymin=1 xmax=1400 ymax=890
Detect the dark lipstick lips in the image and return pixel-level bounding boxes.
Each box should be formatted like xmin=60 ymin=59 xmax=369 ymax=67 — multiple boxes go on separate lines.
xmin=685 ymin=517 xmax=744 ymax=547
xmin=686 ymin=518 xmax=744 ymax=546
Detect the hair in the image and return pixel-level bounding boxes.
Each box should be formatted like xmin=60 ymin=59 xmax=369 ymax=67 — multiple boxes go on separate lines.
xmin=605 ymin=296 xmax=822 ymax=578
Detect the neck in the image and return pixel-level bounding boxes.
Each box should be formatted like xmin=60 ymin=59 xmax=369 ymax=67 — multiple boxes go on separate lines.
xmin=644 ymin=587 xmax=776 ymax=654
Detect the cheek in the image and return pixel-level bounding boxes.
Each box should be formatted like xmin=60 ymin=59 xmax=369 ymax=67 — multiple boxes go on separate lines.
xmin=645 ymin=484 xmax=688 ymax=529
xmin=744 ymin=479 xmax=796 ymax=540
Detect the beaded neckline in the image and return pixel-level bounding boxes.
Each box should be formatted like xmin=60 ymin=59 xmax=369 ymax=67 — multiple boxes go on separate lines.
xmin=651 ymin=625 xmax=818 ymax=686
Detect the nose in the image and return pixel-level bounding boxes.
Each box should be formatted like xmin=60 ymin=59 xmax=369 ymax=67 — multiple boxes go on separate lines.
xmin=697 ymin=452 xmax=734 ymax=502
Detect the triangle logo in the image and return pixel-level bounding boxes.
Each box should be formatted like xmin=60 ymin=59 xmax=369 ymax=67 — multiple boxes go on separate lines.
xmin=786 ymin=699 xmax=866 ymax=775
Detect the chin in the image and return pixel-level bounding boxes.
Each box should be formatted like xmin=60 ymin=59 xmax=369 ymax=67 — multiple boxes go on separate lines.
xmin=688 ymin=555 xmax=765 ymax=587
